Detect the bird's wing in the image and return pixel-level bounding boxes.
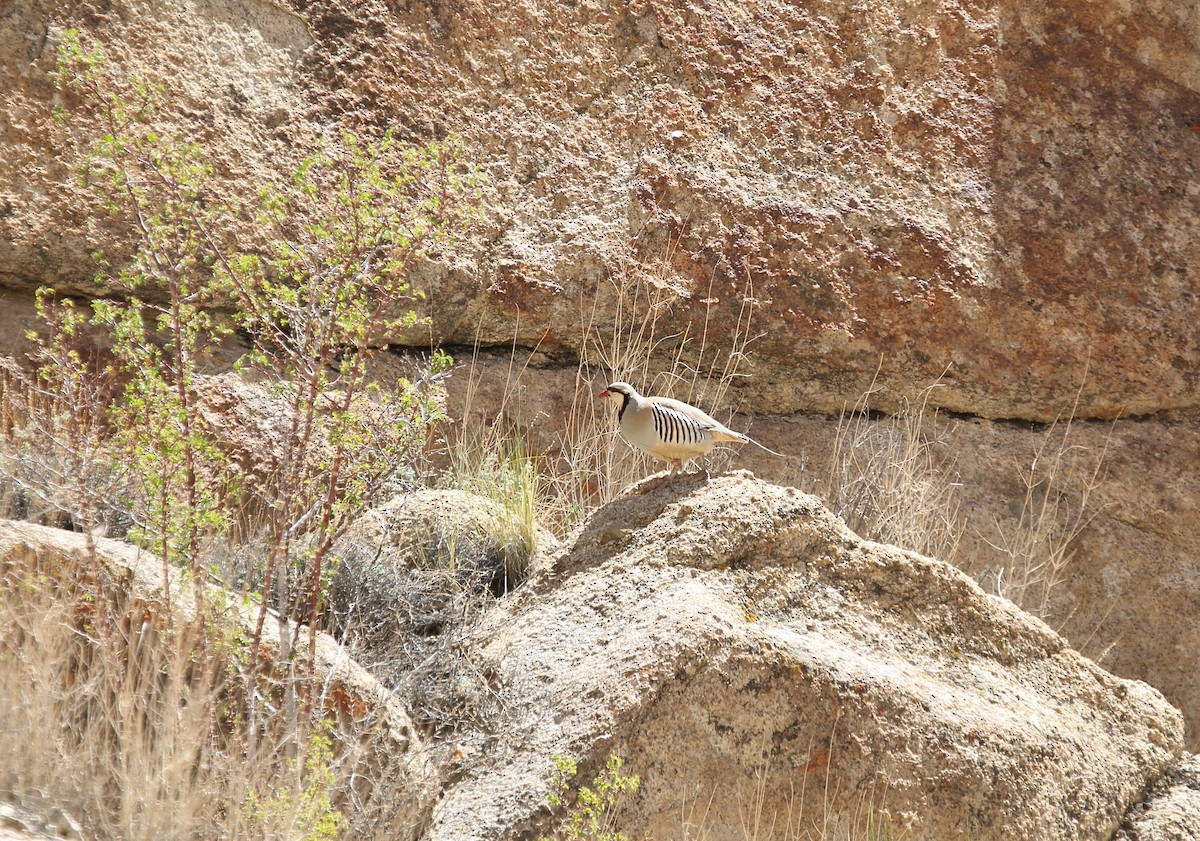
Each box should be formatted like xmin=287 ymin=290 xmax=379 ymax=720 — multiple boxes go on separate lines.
xmin=646 ymin=394 xmax=787 ymax=457
xmin=647 ymin=395 xmax=747 ymax=441
xmin=647 ymin=396 xmax=720 ymax=427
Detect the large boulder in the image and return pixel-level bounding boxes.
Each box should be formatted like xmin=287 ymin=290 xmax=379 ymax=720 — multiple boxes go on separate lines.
xmin=440 ymin=349 xmax=1200 ymax=753
xmin=337 ymin=488 xmax=556 ymax=597
xmin=429 ymin=472 xmax=1184 ymax=840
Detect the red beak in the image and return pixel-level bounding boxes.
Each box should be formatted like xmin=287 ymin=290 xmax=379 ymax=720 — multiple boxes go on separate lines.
xmin=598 ymin=388 xmax=611 ymax=398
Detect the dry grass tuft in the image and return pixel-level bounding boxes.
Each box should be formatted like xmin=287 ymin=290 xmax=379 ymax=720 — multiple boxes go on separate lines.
xmin=0 ymin=537 xmax=433 ymax=841
xmin=827 ymin=367 xmax=1112 ymax=622
xmin=825 ymin=375 xmax=964 ymax=564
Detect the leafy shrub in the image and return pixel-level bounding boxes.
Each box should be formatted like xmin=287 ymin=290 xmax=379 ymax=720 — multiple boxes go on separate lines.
xmin=542 ymin=754 xmax=642 ymax=841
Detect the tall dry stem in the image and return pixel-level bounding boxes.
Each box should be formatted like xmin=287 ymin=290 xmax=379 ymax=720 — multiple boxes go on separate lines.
xmin=826 ymin=373 xmax=963 ymax=562
xmin=979 ymin=414 xmax=1112 ymax=618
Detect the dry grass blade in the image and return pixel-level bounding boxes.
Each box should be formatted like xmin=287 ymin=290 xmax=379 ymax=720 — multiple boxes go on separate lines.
xmin=978 ymin=414 xmax=1112 ymax=619
xmin=826 ymin=372 xmax=964 ymax=563
xmin=0 ymin=534 xmax=434 ymax=841
xmin=671 ymin=730 xmax=907 ymax=840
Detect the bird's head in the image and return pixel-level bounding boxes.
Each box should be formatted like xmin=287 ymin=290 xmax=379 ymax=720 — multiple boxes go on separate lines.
xmin=598 ymin=381 xmax=635 ymax=407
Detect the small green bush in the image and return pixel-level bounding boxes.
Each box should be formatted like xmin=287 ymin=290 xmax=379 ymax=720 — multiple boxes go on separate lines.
xmin=542 ymin=754 xmax=642 ymax=841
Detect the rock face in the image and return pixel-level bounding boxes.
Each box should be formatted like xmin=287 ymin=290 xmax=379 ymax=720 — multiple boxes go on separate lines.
xmin=0 ymin=0 xmax=315 ymax=298
xmin=3 ymin=0 xmax=1198 ymax=420
xmin=431 ymin=473 xmax=1184 ymax=841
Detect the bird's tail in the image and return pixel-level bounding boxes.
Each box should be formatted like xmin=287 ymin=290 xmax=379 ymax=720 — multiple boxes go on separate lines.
xmin=722 ymin=429 xmax=787 ymax=458
xmin=746 ymin=435 xmax=788 ymax=458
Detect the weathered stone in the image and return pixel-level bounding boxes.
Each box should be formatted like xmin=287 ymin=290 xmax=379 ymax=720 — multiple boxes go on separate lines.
xmin=339 ymin=488 xmax=556 ymax=587
xmin=3 ymin=1 xmax=1198 ymax=420
xmin=328 ymin=489 xmax=557 ymax=706
xmin=430 ymin=473 xmax=1183 ymax=840
xmin=0 ymin=0 xmax=314 ymax=297
xmin=0 ymin=518 xmax=435 ymax=837
xmin=1115 ymin=754 xmax=1200 ymax=841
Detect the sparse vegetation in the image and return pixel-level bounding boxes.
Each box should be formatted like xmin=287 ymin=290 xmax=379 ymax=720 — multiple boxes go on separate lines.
xmin=826 ymin=374 xmax=964 ymax=564
xmin=541 ymin=754 xmax=642 ymax=841
xmin=0 ymin=539 xmax=355 ymax=841
xmin=1 ymin=30 xmax=476 ymax=840
xmin=445 ymin=347 xmax=545 ymax=567
xmin=827 ymin=366 xmax=1111 ymax=622
xmin=242 ymin=728 xmax=346 ymax=841
xmin=976 ymin=411 xmax=1112 ymax=619
xmin=49 ymin=24 xmax=474 ymax=678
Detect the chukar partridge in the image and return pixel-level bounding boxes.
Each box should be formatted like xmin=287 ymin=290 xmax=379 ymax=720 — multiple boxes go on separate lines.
xmin=598 ymin=381 xmax=783 ymax=475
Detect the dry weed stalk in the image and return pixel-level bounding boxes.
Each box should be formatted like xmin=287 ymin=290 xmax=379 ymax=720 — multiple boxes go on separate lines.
xmin=980 ymin=412 xmax=1112 ymax=619
xmin=826 ymin=373 xmax=964 ymax=563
